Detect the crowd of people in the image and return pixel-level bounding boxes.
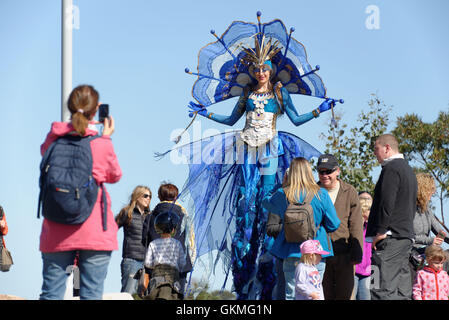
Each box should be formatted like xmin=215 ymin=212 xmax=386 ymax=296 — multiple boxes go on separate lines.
xmin=29 ymin=84 xmax=448 ymax=301
xmin=281 ymin=134 xmax=449 ymax=301
xmin=116 ymin=135 xmax=449 ymax=300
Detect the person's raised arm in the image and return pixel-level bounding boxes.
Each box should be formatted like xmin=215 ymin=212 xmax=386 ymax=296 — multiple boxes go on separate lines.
xmin=187 ymin=94 xmax=246 ymax=126
xmin=282 ymin=87 xmax=334 ymax=126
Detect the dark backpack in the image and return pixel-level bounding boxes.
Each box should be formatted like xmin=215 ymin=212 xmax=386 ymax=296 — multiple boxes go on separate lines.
xmin=283 ymin=192 xmax=316 ymax=243
xmin=37 ymin=134 xmax=108 ymax=230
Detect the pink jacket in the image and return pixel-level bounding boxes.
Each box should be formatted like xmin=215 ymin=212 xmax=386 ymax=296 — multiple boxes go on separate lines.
xmin=413 ymin=266 xmax=449 ymax=300
xmin=355 ymin=222 xmax=372 ymax=276
xmin=39 ymin=122 xmax=122 ymax=253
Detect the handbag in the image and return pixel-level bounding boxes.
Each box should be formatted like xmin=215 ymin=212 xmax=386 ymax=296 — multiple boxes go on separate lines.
xmin=133 ymin=267 xmax=149 ymax=297
xmin=409 ymin=247 xmax=425 ymax=270
xmin=0 ymin=238 xmax=13 ymax=272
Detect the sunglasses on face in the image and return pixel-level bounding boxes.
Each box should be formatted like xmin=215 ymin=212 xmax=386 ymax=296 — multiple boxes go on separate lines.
xmin=318 ymin=168 xmax=336 ymax=175
xmin=142 ymin=194 xmax=151 ymax=199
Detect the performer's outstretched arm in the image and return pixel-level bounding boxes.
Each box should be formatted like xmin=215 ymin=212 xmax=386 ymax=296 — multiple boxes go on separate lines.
xmin=189 ymin=95 xmax=246 ymax=126
xmin=282 ymin=87 xmax=334 ymax=126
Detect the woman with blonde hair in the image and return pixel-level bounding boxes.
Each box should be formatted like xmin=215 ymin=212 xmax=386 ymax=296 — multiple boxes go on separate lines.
xmin=116 ymin=185 xmax=152 ymax=294
xmin=410 ymin=173 xmax=449 ymax=276
xmin=263 ymin=157 xmax=340 ymax=300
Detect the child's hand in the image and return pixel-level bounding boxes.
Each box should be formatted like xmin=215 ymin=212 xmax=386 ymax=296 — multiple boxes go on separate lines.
xmin=310 ymin=292 xmax=320 ymax=300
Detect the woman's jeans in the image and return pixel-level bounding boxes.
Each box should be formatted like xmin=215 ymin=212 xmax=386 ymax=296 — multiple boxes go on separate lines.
xmin=353 ymin=274 xmax=371 ymax=300
xmin=283 ymin=257 xmax=326 ymax=300
xmin=40 ymin=250 xmax=112 ymax=300
xmin=120 ymin=258 xmax=144 ymax=294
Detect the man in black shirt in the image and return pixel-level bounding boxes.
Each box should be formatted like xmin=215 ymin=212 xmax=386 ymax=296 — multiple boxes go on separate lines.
xmin=366 ymin=134 xmax=417 ymax=300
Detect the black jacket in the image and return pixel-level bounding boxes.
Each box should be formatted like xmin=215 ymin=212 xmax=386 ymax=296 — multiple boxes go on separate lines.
xmin=117 ymin=207 xmax=148 ymax=261
xmin=366 ymin=158 xmax=417 ymax=239
xmin=142 ymin=202 xmax=193 ymax=273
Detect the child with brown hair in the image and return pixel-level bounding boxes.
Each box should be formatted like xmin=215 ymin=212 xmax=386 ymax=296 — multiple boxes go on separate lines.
xmin=412 ymin=245 xmax=449 ymax=300
xmin=141 ymin=182 xmax=196 ymax=295
xmin=144 ymin=211 xmax=186 ymax=300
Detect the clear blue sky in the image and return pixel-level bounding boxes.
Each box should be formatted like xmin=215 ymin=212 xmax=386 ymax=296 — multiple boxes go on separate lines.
xmin=0 ymin=0 xmax=448 ymax=299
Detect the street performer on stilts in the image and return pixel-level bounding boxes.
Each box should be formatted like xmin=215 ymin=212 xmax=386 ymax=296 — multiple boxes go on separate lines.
xmin=156 ymin=11 xmax=343 ymax=300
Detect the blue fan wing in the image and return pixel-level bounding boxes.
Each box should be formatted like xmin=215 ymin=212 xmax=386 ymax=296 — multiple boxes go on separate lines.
xmin=191 ymin=19 xmax=327 ymax=108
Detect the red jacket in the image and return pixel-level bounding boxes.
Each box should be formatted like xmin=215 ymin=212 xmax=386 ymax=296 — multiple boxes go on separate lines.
xmin=39 ymin=122 xmax=122 ymax=253
xmin=413 ymin=266 xmax=449 ymax=300
xmin=0 ymin=214 xmax=7 ymax=236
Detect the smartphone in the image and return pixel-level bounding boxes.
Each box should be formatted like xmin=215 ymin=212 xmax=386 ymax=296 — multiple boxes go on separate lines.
xmin=98 ymin=104 xmax=109 ymax=123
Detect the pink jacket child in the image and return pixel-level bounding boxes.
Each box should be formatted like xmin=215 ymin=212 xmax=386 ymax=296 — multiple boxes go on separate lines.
xmin=355 ymin=222 xmax=372 ymax=276
xmin=413 ymin=266 xmax=449 ymax=300
xmin=39 ymin=121 xmax=122 ymax=253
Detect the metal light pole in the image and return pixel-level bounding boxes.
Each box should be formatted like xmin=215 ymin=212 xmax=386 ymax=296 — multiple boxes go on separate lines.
xmin=62 ymin=0 xmax=73 ymax=122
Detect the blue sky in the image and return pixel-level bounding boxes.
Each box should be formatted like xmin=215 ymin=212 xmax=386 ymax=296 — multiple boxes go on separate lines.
xmin=0 ymin=0 xmax=448 ymax=299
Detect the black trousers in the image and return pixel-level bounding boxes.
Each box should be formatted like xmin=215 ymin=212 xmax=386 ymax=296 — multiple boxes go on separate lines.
xmin=370 ymin=237 xmax=412 ymax=300
xmin=322 ymin=252 xmax=355 ymax=300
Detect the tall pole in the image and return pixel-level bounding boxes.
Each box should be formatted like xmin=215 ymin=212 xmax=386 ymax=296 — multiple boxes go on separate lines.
xmin=62 ymin=0 xmax=73 ymax=122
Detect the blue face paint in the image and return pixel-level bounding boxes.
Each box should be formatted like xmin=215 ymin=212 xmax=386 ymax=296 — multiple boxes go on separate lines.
xmin=254 ymin=60 xmax=272 ymax=73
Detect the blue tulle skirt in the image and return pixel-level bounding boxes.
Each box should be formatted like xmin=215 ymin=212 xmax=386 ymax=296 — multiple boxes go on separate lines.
xmin=158 ymin=130 xmax=321 ymax=299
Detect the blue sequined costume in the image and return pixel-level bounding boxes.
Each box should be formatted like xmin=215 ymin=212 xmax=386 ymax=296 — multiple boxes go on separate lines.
xmin=157 ymin=13 xmax=338 ymax=299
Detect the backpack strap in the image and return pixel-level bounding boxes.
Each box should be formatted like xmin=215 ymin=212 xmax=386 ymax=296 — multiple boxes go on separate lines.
xmin=101 ymin=183 xmax=107 ymax=231
xmin=89 ymin=134 xmax=108 ymax=231
xmin=301 ymin=192 xmax=314 ymax=205
xmin=302 ymin=191 xmax=322 ymax=231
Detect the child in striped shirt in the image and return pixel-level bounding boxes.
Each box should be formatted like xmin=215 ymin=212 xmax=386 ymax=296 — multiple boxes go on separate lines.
xmin=144 ymin=211 xmax=186 ymax=299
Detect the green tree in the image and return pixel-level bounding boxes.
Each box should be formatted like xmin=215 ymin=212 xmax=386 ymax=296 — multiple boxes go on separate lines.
xmin=319 ymin=94 xmax=392 ymax=192
xmin=184 ymin=281 xmax=236 ymax=300
xmin=392 ymin=109 xmax=449 ymax=224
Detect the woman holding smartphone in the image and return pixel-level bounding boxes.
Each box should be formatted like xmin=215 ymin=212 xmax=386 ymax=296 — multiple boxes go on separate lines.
xmin=39 ymin=84 xmax=122 ymax=300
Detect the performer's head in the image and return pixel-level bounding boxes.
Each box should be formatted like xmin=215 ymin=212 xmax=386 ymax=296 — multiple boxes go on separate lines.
xmin=284 ymin=157 xmax=320 ymax=204
xmin=242 ymin=34 xmax=281 ymax=85
xmin=253 ymin=60 xmax=273 ymax=86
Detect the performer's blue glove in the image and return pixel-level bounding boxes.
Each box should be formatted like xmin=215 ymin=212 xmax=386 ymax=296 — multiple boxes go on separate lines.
xmin=188 ymin=102 xmax=208 ymax=118
xmin=318 ymin=98 xmax=335 ymax=113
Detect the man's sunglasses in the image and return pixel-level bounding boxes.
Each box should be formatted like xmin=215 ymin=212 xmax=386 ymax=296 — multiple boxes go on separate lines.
xmin=318 ymin=168 xmax=337 ymax=175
